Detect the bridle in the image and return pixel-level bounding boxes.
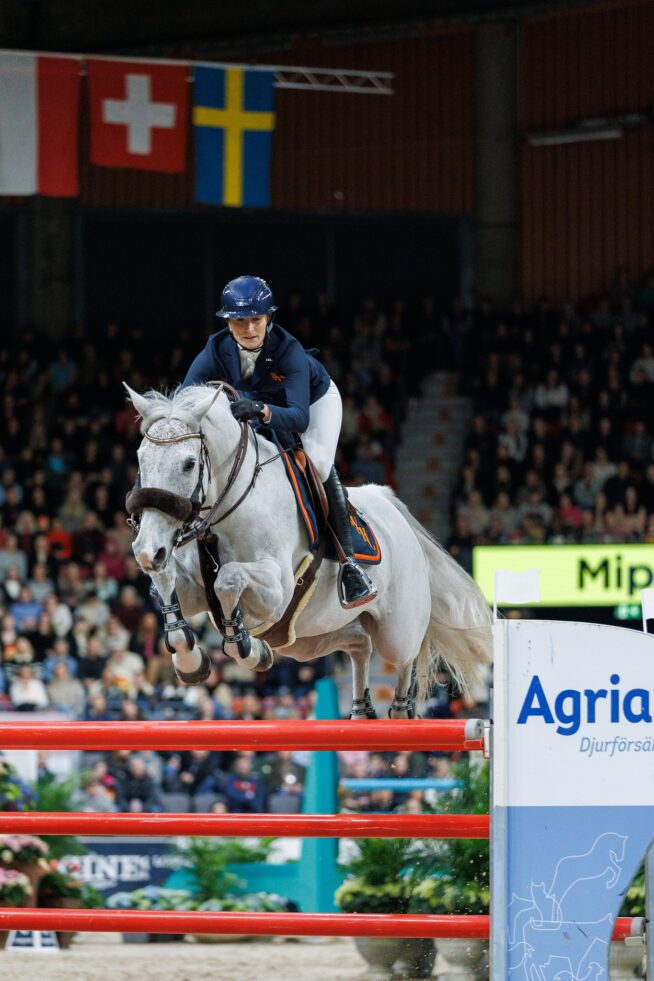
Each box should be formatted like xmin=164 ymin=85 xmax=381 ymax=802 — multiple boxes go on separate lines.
xmin=125 ymin=382 xmax=263 ymax=548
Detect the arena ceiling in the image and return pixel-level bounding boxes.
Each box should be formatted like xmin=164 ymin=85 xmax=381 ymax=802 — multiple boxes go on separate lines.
xmin=1 ymin=0 xmax=590 ymax=55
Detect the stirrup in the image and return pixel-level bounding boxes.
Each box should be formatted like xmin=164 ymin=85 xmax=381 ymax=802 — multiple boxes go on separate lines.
xmin=174 ymin=648 xmax=212 ymax=686
xmin=337 ymin=559 xmax=378 ymax=610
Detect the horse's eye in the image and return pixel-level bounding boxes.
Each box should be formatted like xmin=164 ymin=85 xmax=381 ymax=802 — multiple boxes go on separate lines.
xmin=183 ymin=459 xmax=195 ymax=473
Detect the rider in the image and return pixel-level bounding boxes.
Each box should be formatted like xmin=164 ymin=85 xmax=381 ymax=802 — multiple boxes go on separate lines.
xmin=181 ymin=275 xmax=377 ymax=610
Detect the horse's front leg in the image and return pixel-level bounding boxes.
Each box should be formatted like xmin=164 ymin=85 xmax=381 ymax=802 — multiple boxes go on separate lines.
xmin=149 ymin=566 xmax=212 ymax=685
xmin=215 ymin=558 xmax=287 ymax=672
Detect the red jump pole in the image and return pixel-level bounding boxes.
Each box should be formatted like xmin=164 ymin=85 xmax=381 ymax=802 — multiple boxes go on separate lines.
xmin=0 ymin=909 xmax=639 ymax=941
xmin=0 ymin=908 xmax=489 ymax=938
xmin=0 ymin=718 xmax=484 ymax=752
xmin=0 ymin=811 xmax=490 ymax=839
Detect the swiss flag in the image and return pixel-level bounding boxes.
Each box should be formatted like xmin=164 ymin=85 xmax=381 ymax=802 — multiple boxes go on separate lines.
xmin=88 ymin=60 xmax=189 ymax=172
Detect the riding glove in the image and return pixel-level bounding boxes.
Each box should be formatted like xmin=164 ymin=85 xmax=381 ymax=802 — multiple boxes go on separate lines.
xmin=231 ymin=398 xmax=266 ymax=422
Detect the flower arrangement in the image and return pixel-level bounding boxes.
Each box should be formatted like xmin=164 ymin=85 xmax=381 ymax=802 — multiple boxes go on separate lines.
xmin=0 ymin=757 xmax=34 ymax=812
xmin=334 ymin=837 xmax=426 ymax=914
xmin=38 ymin=863 xmax=104 ymax=909
xmin=0 ymin=834 xmax=49 ymax=866
xmin=408 ymin=873 xmax=490 ymax=916
xmin=0 ymin=868 xmax=32 ymax=905
xmin=106 ymin=885 xmax=290 ymax=913
xmin=619 ymin=864 xmax=645 ymax=917
xmin=107 ymin=886 xmax=195 ymax=912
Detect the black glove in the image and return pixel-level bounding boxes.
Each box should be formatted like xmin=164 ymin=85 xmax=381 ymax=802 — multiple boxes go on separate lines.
xmin=231 ymin=398 xmax=266 ymax=423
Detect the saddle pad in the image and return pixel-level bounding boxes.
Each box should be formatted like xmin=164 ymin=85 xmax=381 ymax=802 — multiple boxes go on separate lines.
xmin=279 ymin=444 xmax=381 ymax=564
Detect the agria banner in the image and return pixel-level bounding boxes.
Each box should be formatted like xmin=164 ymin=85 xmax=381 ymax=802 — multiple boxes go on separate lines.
xmin=491 ymin=619 xmax=654 ymax=979
xmin=474 ymin=543 xmax=654 ymax=606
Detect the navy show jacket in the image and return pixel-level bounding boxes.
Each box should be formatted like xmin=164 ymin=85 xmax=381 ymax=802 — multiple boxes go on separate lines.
xmin=181 ymin=323 xmax=331 ymax=438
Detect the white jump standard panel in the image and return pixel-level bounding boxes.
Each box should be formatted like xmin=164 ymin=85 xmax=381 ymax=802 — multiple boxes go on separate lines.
xmin=491 ymin=619 xmax=654 ymax=979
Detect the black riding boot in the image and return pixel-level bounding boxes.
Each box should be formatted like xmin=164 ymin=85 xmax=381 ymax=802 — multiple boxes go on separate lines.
xmin=323 ymin=467 xmax=378 ymax=609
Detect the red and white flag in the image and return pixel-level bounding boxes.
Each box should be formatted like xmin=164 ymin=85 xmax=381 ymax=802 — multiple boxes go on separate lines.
xmin=88 ymin=60 xmax=189 ymax=172
xmin=0 ymin=53 xmax=81 ymax=196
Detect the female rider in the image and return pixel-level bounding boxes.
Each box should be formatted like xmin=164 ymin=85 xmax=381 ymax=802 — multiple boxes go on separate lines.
xmin=181 ymin=275 xmax=377 ymax=610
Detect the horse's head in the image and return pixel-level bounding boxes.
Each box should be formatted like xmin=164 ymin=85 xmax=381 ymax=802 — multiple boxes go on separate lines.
xmin=124 ymin=383 xmax=227 ymax=573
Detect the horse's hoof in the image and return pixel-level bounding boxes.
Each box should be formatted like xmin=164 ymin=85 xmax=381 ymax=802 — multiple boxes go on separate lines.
xmin=174 ymin=648 xmax=212 ymax=685
xmin=253 ymin=640 xmax=275 ymax=672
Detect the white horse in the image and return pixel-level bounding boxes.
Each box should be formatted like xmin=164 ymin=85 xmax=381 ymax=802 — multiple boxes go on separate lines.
xmin=124 ymin=384 xmax=492 ymax=718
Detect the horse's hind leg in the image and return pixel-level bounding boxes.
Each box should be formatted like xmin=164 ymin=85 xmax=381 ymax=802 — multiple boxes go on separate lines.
xmin=388 ymin=662 xmax=418 ymax=719
xmin=349 ymin=642 xmax=377 ymax=720
xmin=282 ymin=620 xmax=375 ymax=719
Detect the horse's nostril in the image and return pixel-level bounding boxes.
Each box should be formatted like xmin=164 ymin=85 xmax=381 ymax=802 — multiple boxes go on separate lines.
xmin=152 ymin=547 xmax=167 ymax=569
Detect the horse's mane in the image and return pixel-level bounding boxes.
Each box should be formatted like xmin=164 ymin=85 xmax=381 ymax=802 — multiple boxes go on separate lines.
xmin=135 ymin=385 xmax=227 ymax=433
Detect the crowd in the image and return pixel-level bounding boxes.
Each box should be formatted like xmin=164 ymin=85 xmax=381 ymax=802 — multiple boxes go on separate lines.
xmin=445 ymin=269 xmax=654 ymax=571
xmin=0 ymin=292 xmax=459 ymax=814
xmin=6 ymin=271 xmax=650 ymax=812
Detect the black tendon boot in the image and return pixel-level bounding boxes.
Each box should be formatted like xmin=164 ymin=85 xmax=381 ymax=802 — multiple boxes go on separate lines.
xmin=323 ymin=466 xmax=378 ymax=609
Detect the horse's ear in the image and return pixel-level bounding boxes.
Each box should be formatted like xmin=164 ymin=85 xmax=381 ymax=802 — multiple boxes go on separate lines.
xmin=123 ymin=383 xmax=152 ymax=424
xmin=193 ymin=387 xmax=223 ymax=424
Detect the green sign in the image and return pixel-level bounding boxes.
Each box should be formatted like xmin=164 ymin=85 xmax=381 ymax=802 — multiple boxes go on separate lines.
xmin=473 ymin=544 xmax=654 ymax=607
xmin=614 ymin=603 xmax=642 ymax=621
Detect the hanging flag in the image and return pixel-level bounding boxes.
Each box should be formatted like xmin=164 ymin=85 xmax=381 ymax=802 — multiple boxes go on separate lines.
xmin=193 ymin=66 xmax=275 ymax=207
xmin=494 ymin=569 xmax=541 ymax=606
xmin=0 ymin=52 xmax=81 ymax=196
xmin=88 ymin=60 xmax=189 ymax=172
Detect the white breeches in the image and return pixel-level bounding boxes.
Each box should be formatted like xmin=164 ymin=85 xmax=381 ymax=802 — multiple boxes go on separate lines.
xmin=302 ymin=380 xmax=342 ymax=482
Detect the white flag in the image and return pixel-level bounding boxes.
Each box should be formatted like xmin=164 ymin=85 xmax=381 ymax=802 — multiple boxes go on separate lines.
xmin=494 ymin=569 xmax=541 ymax=605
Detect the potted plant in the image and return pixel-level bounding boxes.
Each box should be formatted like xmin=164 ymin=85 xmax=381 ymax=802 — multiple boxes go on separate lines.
xmin=0 ymin=834 xmax=50 ymax=905
xmin=191 ymin=891 xmax=290 ymax=944
xmin=107 ymin=885 xmax=195 ymax=943
xmin=32 ymin=773 xmax=88 ymax=860
xmin=0 ymin=869 xmax=32 ymax=949
xmin=0 ymin=756 xmax=34 ymax=812
xmin=172 ymin=836 xmax=282 ymax=943
xmin=409 ymin=756 xmax=490 ymax=979
xmin=38 ymin=863 xmax=104 ymax=949
xmin=335 ymin=837 xmax=431 ymax=979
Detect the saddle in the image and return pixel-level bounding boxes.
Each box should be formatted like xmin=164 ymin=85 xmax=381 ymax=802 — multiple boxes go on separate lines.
xmin=197 ymin=448 xmax=380 ymax=650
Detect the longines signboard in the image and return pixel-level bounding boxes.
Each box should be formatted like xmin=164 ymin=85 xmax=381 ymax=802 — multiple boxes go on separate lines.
xmin=473 ymin=543 xmax=654 ymax=606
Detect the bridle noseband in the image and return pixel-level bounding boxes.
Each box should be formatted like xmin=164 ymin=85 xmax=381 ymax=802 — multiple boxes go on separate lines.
xmin=125 ymin=382 xmax=258 ymax=548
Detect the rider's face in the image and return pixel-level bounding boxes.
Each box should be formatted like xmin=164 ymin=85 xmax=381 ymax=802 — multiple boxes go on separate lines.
xmin=228 ymin=315 xmax=268 ymax=350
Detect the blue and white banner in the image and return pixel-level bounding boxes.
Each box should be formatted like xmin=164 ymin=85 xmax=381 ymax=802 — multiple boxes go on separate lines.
xmin=492 ymin=619 xmax=654 ymax=978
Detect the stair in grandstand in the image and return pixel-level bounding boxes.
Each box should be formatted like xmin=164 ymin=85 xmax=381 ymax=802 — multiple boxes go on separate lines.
xmin=333 ymin=373 xmax=473 ymax=713
xmin=395 ymin=371 xmax=472 ymax=546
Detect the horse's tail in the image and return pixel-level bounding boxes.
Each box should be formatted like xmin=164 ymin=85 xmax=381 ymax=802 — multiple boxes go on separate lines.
xmin=387 ymin=491 xmax=493 ymax=702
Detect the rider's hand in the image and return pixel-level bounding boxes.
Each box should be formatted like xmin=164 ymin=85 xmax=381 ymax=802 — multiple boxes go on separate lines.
xmin=231 ymin=398 xmax=266 ymax=423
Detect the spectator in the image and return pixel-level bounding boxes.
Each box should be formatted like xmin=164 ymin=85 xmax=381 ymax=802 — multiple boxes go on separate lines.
xmin=10 ymin=586 xmax=42 ymax=631
xmin=10 ymin=665 xmax=49 ymax=711
xmin=74 ymin=775 xmax=117 ymax=813
xmin=224 ymin=755 xmax=266 ymax=813
xmin=47 ymin=662 xmax=86 ymax=718
xmin=0 ymin=534 xmax=28 ymax=581
xmin=115 ymin=755 xmax=162 ymax=812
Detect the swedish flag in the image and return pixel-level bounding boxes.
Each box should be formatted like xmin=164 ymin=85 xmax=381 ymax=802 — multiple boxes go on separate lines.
xmin=193 ymin=67 xmax=275 ymax=207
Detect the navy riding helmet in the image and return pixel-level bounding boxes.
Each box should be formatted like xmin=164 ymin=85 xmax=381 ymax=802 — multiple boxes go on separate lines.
xmin=216 ymin=275 xmax=278 ymax=320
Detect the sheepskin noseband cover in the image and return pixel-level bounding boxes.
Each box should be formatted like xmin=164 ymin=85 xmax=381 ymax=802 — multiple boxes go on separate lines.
xmin=125 ymin=486 xmax=194 ymax=522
